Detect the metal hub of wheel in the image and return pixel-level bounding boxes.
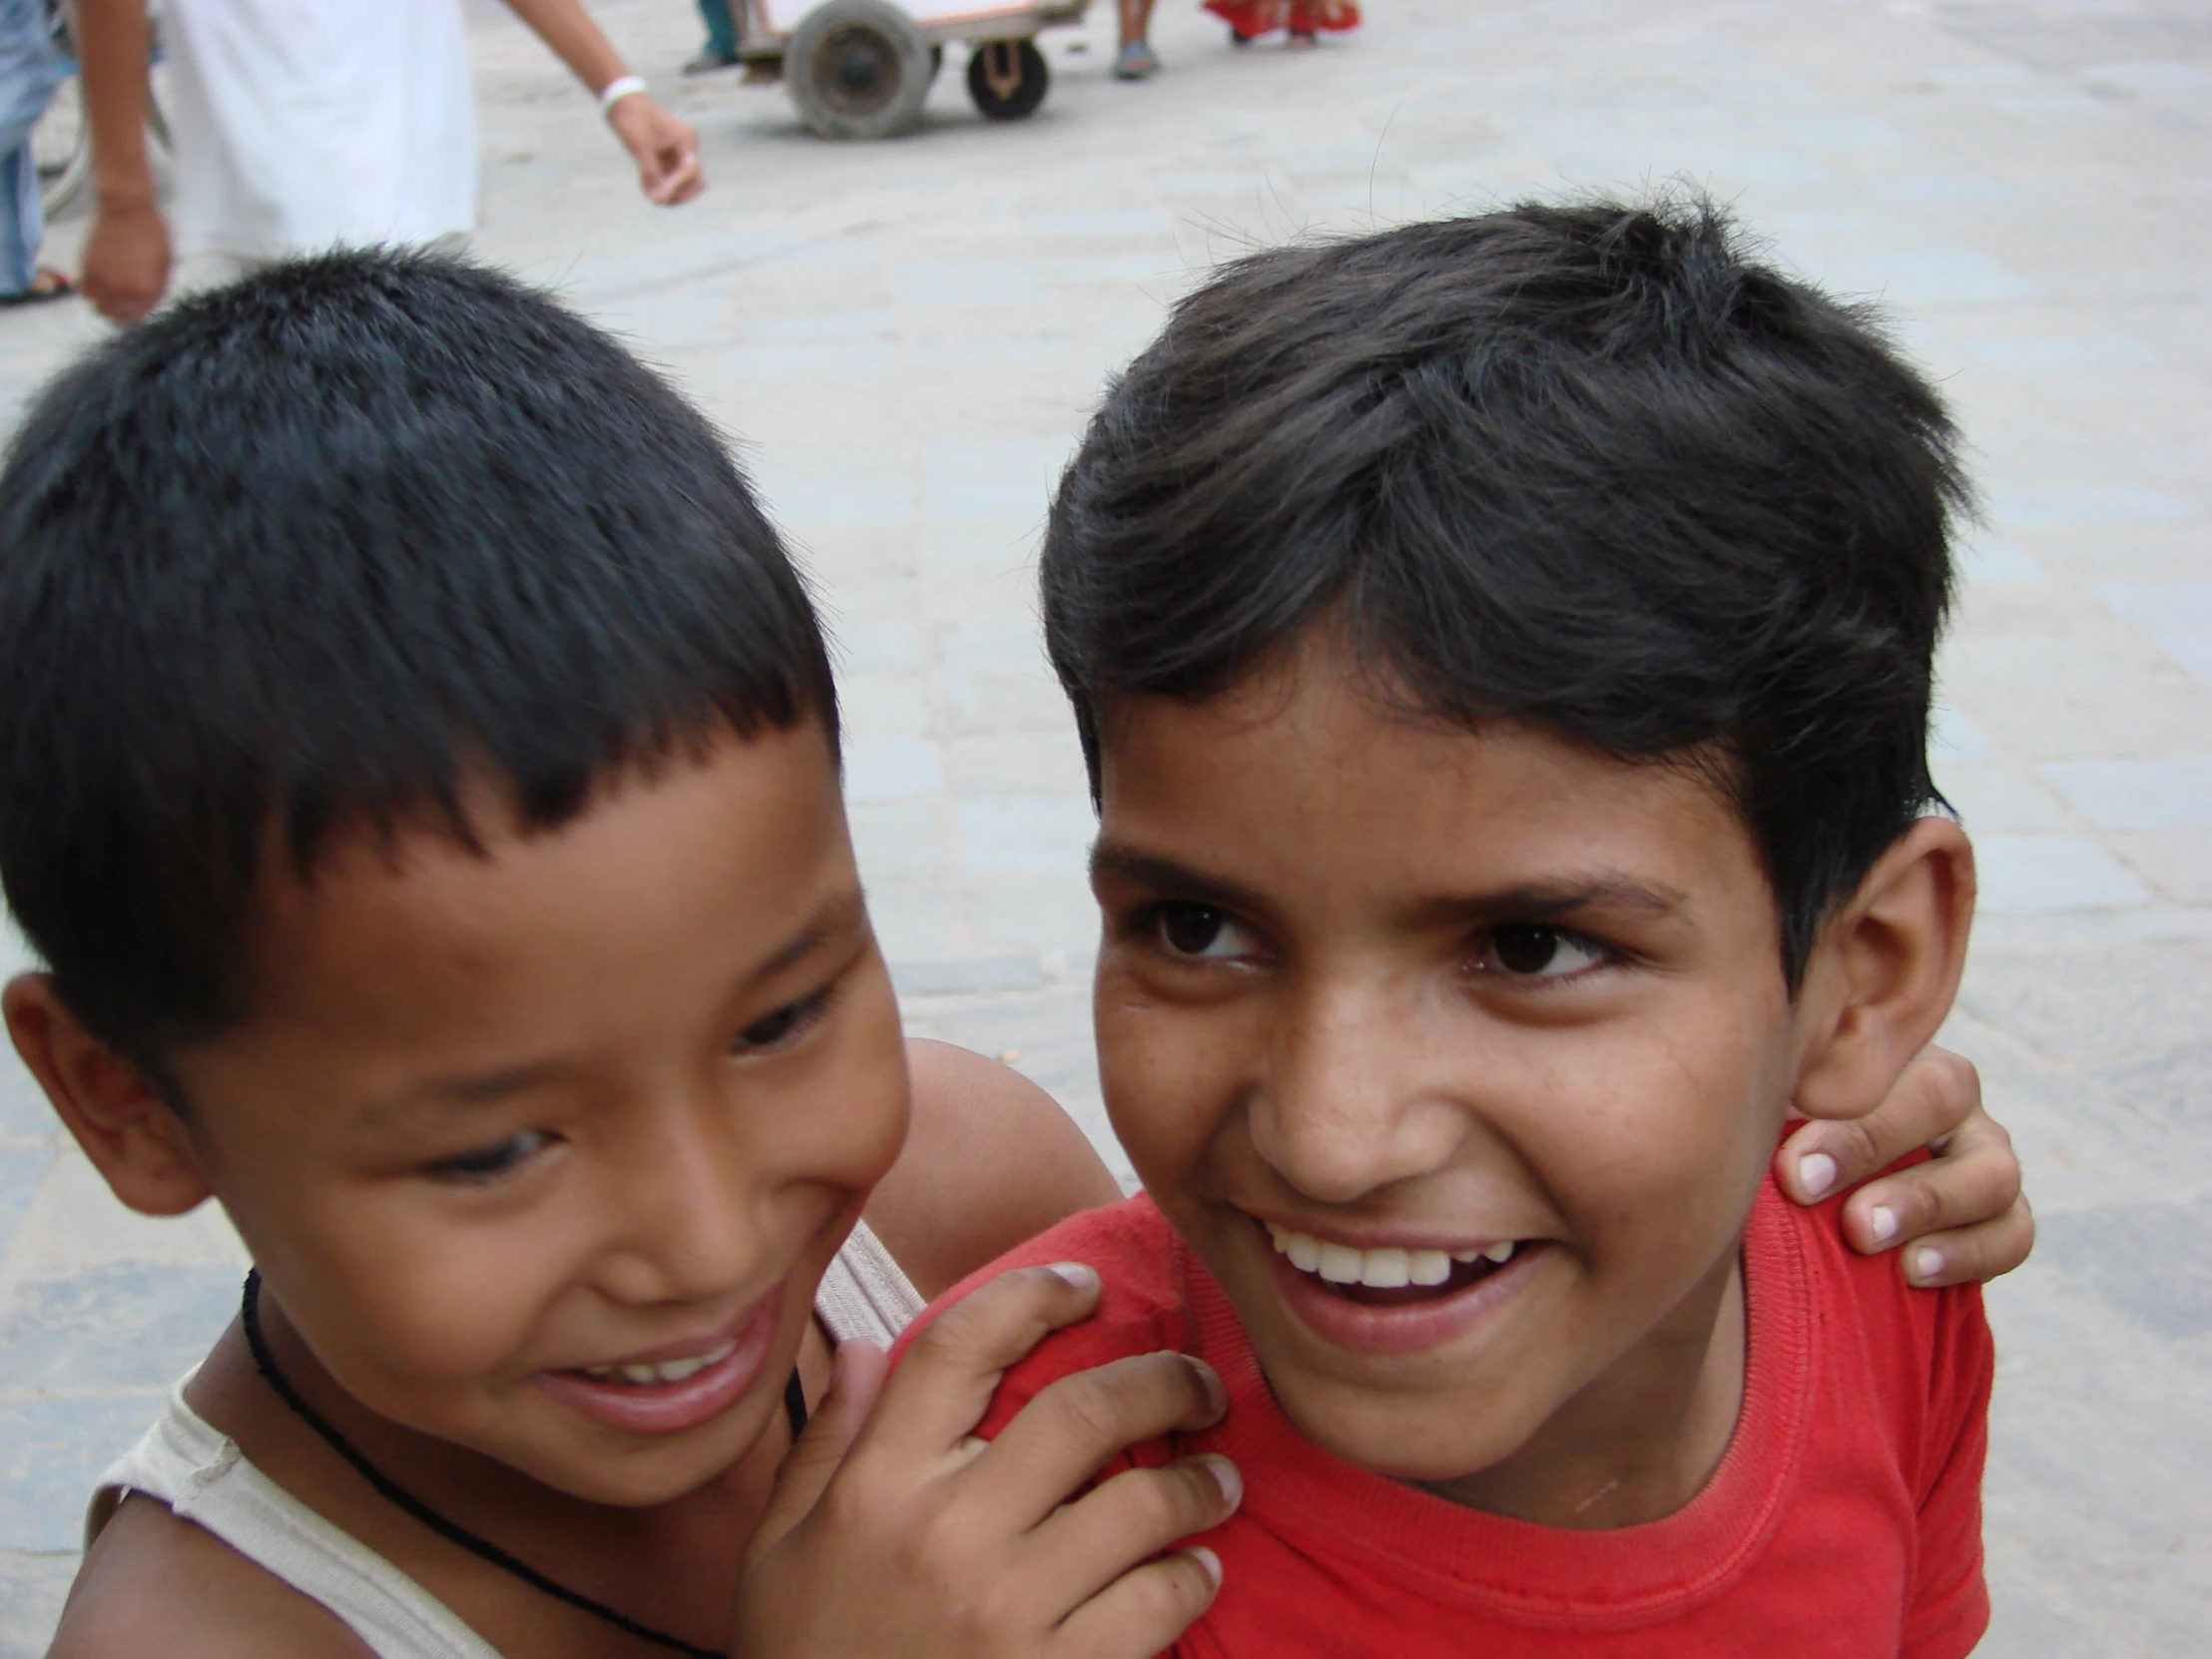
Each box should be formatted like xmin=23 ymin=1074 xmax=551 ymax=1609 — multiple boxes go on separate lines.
xmin=812 ymin=23 xmax=903 ymax=118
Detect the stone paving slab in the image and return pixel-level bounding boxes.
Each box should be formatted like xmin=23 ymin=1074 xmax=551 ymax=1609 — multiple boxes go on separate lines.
xmin=1 ymin=0 xmax=2207 ymax=1650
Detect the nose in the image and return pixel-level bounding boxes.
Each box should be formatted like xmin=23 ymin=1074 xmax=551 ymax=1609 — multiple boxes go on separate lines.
xmin=594 ymin=1084 xmax=765 ymax=1308
xmin=1247 ymin=980 xmax=1474 ymax=1206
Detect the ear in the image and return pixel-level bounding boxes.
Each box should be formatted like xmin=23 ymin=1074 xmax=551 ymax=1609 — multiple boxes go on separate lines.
xmin=1791 ymin=818 xmax=1976 ymax=1124
xmin=3 ymin=973 xmax=213 ymax=1216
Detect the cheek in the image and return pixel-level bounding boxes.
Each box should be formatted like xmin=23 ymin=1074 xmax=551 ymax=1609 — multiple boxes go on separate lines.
xmin=1094 ymin=977 xmax=1239 ymax=1181
xmin=1521 ymin=991 xmax=1794 ymax=1262
xmin=250 ymin=1221 xmax=574 ymax=1438
xmin=809 ymin=985 xmax=912 ymax=1190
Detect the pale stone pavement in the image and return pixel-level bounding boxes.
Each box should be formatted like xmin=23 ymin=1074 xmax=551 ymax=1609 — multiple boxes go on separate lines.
xmin=1 ymin=0 xmax=2207 ymax=1650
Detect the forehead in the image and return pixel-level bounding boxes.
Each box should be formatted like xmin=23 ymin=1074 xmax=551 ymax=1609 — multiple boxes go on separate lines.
xmin=236 ymin=725 xmax=849 ymax=1042
xmin=1096 ymin=652 xmax=1764 ymax=913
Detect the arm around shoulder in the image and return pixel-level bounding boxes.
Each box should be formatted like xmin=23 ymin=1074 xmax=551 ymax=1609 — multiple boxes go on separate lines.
xmin=862 ymin=1038 xmax=1125 ymax=1301
xmin=50 ymin=1494 xmax=375 ymax=1659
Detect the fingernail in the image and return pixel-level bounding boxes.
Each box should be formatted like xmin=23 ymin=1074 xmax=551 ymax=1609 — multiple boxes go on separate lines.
xmin=1188 ymin=1356 xmax=1227 ymax=1417
xmin=1870 ymin=1206 xmax=1899 ymax=1244
xmin=1914 ymin=1246 xmax=1944 ymax=1282
xmin=1189 ymin=1544 xmax=1223 ymax=1588
xmin=1044 ymin=1262 xmax=1098 ymax=1293
xmin=1798 ymin=1151 xmax=1838 ymax=1198
xmin=1200 ymin=1454 xmax=1242 ymax=1510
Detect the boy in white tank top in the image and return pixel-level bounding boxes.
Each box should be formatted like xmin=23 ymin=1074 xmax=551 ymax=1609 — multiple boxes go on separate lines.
xmin=0 ymin=252 xmax=2026 ymax=1658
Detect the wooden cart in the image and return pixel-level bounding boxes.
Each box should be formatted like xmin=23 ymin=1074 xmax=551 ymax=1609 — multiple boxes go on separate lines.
xmin=739 ymin=0 xmax=1091 ymax=139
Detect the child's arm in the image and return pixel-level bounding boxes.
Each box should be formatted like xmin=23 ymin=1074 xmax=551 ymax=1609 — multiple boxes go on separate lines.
xmin=866 ymin=1040 xmax=1123 ymax=1300
xmin=1777 ymin=1046 xmax=2031 ymax=1287
xmin=735 ymin=1264 xmax=1237 ymax=1658
xmin=52 ymin=1493 xmax=376 ymax=1657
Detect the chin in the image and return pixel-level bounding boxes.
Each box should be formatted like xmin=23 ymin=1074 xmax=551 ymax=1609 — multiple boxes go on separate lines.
xmin=1274 ymin=1375 xmax=1541 ymax=1486
xmin=534 ymin=1438 xmax=745 ymax=1509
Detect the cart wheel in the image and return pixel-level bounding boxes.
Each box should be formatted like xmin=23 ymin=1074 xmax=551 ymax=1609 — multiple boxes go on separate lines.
xmin=966 ymin=39 xmax=1048 ymax=122
xmin=787 ymin=0 xmax=934 ymax=141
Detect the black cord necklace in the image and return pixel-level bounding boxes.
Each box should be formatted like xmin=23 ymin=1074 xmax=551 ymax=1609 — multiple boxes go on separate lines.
xmin=242 ymin=1270 xmax=809 ymax=1659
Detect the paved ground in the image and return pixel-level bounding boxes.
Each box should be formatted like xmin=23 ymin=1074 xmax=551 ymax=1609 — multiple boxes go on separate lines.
xmin=1 ymin=0 xmax=2208 ymax=1650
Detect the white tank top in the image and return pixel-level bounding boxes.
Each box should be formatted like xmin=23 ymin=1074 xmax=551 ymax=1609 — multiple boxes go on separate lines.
xmin=85 ymin=1221 xmax=925 ymax=1659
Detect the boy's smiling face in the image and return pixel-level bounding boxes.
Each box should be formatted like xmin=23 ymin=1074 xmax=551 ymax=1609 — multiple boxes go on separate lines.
xmin=1090 ymin=641 xmax=1813 ymax=1520
xmin=165 ymin=723 xmax=909 ymax=1507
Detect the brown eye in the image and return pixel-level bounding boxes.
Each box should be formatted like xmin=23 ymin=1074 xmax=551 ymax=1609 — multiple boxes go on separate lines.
xmin=736 ymin=986 xmax=831 ymax=1052
xmin=430 ymin=1129 xmax=550 ymax=1182
xmin=1162 ymin=903 xmax=1229 ymax=956
xmin=1493 ymin=925 xmax=1561 ymax=975
xmin=1481 ymin=924 xmax=1608 ymax=981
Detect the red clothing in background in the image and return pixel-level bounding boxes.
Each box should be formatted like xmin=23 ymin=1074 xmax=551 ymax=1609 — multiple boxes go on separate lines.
xmin=897 ymin=1178 xmax=1991 ymax=1658
xmin=1204 ymin=1 xmax=1362 ymax=41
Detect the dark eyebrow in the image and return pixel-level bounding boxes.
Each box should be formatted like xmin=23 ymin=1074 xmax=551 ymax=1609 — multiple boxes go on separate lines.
xmin=753 ymin=887 xmax=868 ymax=986
xmin=365 ymin=887 xmax=869 ymax=1121
xmin=1089 ymin=841 xmax=1277 ymax=920
xmin=1391 ymin=878 xmax=1689 ymax=932
xmin=1091 ymin=838 xmax=1684 ymax=931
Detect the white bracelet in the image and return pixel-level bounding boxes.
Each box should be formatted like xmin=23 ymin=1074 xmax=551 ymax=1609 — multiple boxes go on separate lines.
xmin=598 ymin=75 xmax=648 ymax=114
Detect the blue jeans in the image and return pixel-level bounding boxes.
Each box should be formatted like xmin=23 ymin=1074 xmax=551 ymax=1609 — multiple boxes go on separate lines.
xmin=698 ymin=0 xmax=738 ymax=61
xmin=0 ymin=0 xmax=69 ymax=294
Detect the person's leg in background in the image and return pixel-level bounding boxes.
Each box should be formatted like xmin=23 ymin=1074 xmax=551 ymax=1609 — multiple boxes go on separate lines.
xmin=686 ymin=0 xmax=740 ymax=75
xmin=1114 ymin=0 xmax=1158 ymax=79
xmin=0 ymin=0 xmax=72 ymax=301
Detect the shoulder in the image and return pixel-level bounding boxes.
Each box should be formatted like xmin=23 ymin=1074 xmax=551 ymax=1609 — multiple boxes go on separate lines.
xmin=861 ymin=1037 xmax=1124 ymax=1301
xmin=893 ymin=1196 xmax=1192 ymax=1433
xmin=1764 ymin=1174 xmax=1993 ymax=1483
xmin=51 ymin=1492 xmax=374 ymax=1659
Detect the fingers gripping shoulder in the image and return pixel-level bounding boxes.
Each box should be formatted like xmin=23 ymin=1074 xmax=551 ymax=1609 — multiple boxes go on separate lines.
xmin=887 ymin=1198 xmax=1196 ymax=1447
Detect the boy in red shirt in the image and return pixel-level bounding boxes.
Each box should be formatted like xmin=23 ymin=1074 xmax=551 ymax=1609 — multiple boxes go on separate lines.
xmin=905 ymin=199 xmax=1994 ymax=1656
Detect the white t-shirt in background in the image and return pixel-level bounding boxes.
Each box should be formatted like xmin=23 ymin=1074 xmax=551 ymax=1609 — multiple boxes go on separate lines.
xmin=162 ymin=0 xmax=476 ymax=261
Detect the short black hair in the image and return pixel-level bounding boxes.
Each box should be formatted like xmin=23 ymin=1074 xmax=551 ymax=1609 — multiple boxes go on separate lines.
xmin=0 ymin=249 xmax=836 ymax=1075
xmin=1042 ymin=198 xmax=1967 ymax=986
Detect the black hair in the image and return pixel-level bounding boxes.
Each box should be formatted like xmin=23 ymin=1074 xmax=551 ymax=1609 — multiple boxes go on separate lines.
xmin=0 ymin=249 xmax=837 ymax=1076
xmin=1041 ymin=197 xmax=1968 ymax=987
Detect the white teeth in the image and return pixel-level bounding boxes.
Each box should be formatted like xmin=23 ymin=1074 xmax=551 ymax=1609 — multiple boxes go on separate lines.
xmin=579 ymin=1338 xmax=739 ymax=1386
xmin=1268 ymin=1223 xmax=1519 ymax=1289
xmin=1448 ymin=1241 xmax=1518 ymax=1266
xmin=1317 ymin=1243 xmax=1364 ymax=1284
xmin=1362 ymin=1248 xmax=1411 ymax=1289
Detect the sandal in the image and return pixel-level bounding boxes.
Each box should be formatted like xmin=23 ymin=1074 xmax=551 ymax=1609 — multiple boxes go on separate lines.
xmin=1114 ymin=41 xmax=1161 ymax=79
xmin=0 ymin=268 xmax=74 ymax=307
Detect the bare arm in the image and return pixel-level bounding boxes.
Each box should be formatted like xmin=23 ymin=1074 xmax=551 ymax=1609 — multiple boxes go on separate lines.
xmin=499 ymin=0 xmax=706 ymax=205
xmin=74 ymin=0 xmax=170 ymax=323
xmin=865 ymin=1039 xmax=1123 ymax=1300
xmin=51 ymin=1494 xmax=374 ymax=1658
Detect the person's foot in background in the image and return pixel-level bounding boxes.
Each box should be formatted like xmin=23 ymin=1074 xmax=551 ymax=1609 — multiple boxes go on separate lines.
xmin=0 ymin=266 xmax=72 ymax=306
xmin=1114 ymin=0 xmax=1160 ymax=78
xmin=686 ymin=0 xmax=742 ymax=74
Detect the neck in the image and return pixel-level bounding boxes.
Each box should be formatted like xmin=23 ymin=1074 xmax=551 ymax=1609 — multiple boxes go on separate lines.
xmin=1417 ymin=1239 xmax=1748 ymax=1529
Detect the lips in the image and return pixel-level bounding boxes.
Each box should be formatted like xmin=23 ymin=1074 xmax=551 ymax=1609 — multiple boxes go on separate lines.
xmin=1252 ymin=1214 xmax=1540 ymax=1355
xmin=534 ymin=1284 xmax=786 ymax=1437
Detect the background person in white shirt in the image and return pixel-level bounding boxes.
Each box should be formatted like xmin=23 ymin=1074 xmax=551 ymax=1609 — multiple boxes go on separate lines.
xmin=74 ymin=0 xmax=705 ymax=324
